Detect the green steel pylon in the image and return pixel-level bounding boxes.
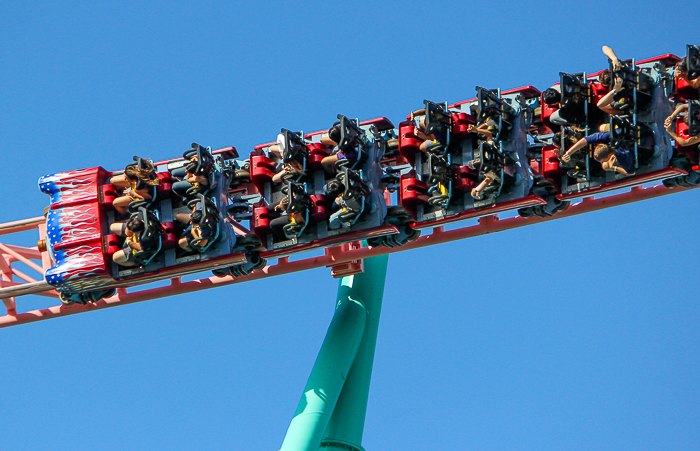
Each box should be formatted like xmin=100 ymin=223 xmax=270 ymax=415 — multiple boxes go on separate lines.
xmin=280 ymin=254 xmax=389 ymax=451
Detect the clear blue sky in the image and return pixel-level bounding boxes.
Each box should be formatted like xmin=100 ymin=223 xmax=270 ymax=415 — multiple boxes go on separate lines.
xmin=2 ymin=1 xmax=699 ymax=450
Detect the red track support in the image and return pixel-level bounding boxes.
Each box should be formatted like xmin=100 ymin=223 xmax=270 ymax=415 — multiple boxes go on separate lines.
xmin=0 ymin=183 xmax=696 ymax=329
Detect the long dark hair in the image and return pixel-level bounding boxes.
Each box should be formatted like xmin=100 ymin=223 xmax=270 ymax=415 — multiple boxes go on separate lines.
xmin=125 ymin=160 xmax=160 ymax=186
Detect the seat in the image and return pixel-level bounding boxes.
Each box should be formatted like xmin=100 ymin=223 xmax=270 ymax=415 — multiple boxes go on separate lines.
xmin=335 ymin=114 xmax=367 ymax=170
xmin=475 ymin=87 xmax=514 ymax=139
xmin=540 ymin=96 xmax=558 ymax=131
xmin=423 ymin=100 xmax=452 ymax=145
xmin=420 ymin=100 xmax=456 ymax=207
xmin=329 ymin=165 xmax=371 ymax=228
xmin=688 ymin=44 xmax=700 ymax=79
xmin=280 ymin=180 xmax=311 ymax=238
xmin=307 ymin=142 xmax=331 ymax=170
xmin=129 ymin=207 xmax=163 ymax=267
xmin=610 ymin=115 xmax=639 ymax=146
xmin=558 ymin=72 xmax=588 ymax=125
xmin=185 ymin=194 xmax=220 ymax=253
xmin=541 ymin=145 xmax=567 ymax=192
xmin=181 ymin=143 xmax=217 ymax=199
xmin=688 ymin=100 xmax=700 ymax=137
xmin=451 ymin=111 xmax=476 ymax=136
xmin=250 ymin=154 xmax=277 ymax=187
xmin=676 ymin=118 xmax=699 ymax=164
xmin=125 ymin=156 xmax=160 ymax=212
xmin=399 ymin=172 xmax=430 ymax=215
xmin=281 ymin=128 xmax=309 ymax=179
xmin=675 ymin=76 xmax=699 ymax=101
xmin=454 ymin=165 xmax=479 ymax=193
xmin=183 ymin=143 xmax=216 ymax=178
xmin=310 ymin=193 xmax=332 ymax=221
xmin=590 ymin=81 xmax=610 ymax=105
xmin=252 ymin=205 xmax=274 ymax=239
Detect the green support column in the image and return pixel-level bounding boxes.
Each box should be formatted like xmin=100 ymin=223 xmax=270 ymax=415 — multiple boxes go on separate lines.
xmin=280 ymin=254 xmax=389 ymax=451
xmin=321 ymin=254 xmax=388 ymax=451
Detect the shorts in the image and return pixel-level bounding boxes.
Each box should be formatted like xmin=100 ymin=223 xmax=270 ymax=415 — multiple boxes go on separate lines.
xmin=413 ymin=116 xmax=424 ymax=131
xmin=120 ymin=244 xmax=137 ymax=263
xmin=424 ymin=139 xmax=445 ymax=152
xmin=182 ymin=225 xmax=213 ymax=246
xmin=336 ymin=150 xmax=357 ymax=161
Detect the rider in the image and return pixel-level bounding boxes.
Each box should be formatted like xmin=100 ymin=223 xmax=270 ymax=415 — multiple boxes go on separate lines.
xmin=560 ymin=131 xmax=635 ymax=175
xmin=674 ymin=56 xmax=700 ymax=90
xmin=110 ymin=158 xmax=160 ymax=216
xmin=176 ymin=202 xmax=215 ymax=252
xmin=320 ymin=123 xmax=347 ymax=174
xmin=109 ymin=215 xmax=157 ymax=267
xmin=410 ymin=108 xmax=448 ymax=153
xmin=665 ymin=105 xmax=700 ymax=147
xmin=172 ymin=155 xmax=211 ymax=198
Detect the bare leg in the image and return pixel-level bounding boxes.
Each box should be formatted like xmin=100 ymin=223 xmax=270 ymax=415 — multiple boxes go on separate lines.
xmin=471 ymin=177 xmax=493 ymax=200
xmin=321 ymin=134 xmax=337 ymax=147
xmin=109 ymin=174 xmax=130 ymax=188
xmin=109 ymin=222 xmax=126 ymax=236
xmin=175 ymin=213 xmax=191 ymax=224
xmin=113 ymin=196 xmax=131 ymax=215
xmin=322 ymin=154 xmax=339 ymax=175
xmin=178 ymin=237 xmax=192 ymax=251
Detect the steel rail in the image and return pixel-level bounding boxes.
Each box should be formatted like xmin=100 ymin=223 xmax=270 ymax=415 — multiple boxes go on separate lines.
xmin=0 ymin=182 xmax=695 ymax=329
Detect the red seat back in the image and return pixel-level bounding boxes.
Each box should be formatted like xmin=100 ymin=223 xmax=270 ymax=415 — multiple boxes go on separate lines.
xmin=676 ymin=121 xmax=699 ymax=164
xmin=542 ymin=145 xmax=567 ymax=192
xmin=675 ymin=77 xmax=699 ymax=101
xmin=250 ymin=154 xmax=276 ymax=188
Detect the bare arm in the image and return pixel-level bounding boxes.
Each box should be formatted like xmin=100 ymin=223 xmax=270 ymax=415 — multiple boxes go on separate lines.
xmin=597 ymin=78 xmax=624 ymax=113
xmin=186 ymin=174 xmax=209 ymax=186
xmin=471 ymin=176 xmax=494 ymax=199
xmin=615 ymin=166 xmax=632 ymax=175
xmin=130 ymin=188 xmax=153 ymax=200
xmin=675 ymin=70 xmax=700 ymax=89
xmin=602 ymin=45 xmax=621 ymax=71
xmin=467 ymin=124 xmax=494 ymax=142
xmin=602 ymin=159 xmax=632 ymax=175
xmin=664 ymin=104 xmax=689 ymax=128
xmin=666 ymin=125 xmax=700 ymax=146
xmin=271 ymin=168 xmax=287 ymax=184
xmin=560 ymin=137 xmax=589 ymax=162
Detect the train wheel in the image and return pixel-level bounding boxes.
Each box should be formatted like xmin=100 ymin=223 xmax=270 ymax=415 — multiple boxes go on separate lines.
xmin=663 ymin=178 xmax=678 ymax=188
xmin=59 ymin=292 xmax=75 ymax=306
xmin=518 ymin=207 xmax=534 ymax=218
xmin=555 ymin=200 xmax=571 ymax=212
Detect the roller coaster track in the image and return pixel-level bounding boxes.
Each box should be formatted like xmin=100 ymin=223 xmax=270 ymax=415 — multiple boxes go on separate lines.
xmin=1 ymin=181 xmax=696 ymax=329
